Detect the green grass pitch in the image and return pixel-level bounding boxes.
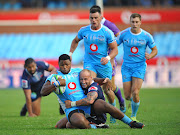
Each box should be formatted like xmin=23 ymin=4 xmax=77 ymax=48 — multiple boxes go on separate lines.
xmin=0 ymin=88 xmax=180 ymax=135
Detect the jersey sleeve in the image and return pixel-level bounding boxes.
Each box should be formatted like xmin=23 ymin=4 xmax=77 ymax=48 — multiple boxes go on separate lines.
xmin=106 ymin=28 xmax=116 ymax=45
xmin=106 ymin=21 xmax=120 ymax=35
xmin=21 ymin=73 xmax=31 ymax=89
xmin=45 ymin=74 xmax=54 ymax=83
xmin=88 ymin=85 xmax=98 ymax=93
xmin=37 ymin=61 xmax=49 ymax=71
xmin=147 ymin=33 xmax=156 ymax=49
xmin=116 ymin=32 xmax=123 ymax=45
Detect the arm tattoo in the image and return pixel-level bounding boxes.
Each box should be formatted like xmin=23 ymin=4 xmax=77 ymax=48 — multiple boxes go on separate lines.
xmin=79 ymin=92 xmax=98 ymax=106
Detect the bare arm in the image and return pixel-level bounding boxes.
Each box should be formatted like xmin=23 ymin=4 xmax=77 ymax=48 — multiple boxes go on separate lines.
xmin=40 ymin=81 xmax=55 ymax=96
xmin=41 ymin=78 xmax=66 ymax=96
xmin=23 ymin=89 xmax=36 ymax=117
xmin=48 ymin=64 xmax=57 ymax=72
xmin=65 ymin=91 xmax=98 ymax=108
xmin=69 ymin=36 xmax=81 ymax=55
xmin=145 ymin=46 xmax=158 ymax=60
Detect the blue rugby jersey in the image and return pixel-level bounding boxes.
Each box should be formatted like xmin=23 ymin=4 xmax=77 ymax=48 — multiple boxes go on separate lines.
xmin=117 ymin=27 xmax=156 ymax=64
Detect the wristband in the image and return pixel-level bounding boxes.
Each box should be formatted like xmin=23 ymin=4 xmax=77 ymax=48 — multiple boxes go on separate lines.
xmin=71 ymin=101 xmax=76 ymax=107
xmin=69 ymin=52 xmax=73 ymax=57
xmin=106 ymin=56 xmax=111 ymax=61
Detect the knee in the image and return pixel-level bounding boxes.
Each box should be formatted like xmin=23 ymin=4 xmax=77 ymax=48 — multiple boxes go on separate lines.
xmin=125 ymin=95 xmax=131 ymax=100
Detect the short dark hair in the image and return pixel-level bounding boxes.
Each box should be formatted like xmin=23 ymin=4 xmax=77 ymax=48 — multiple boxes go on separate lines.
xmin=58 ymin=54 xmax=71 ymax=63
xmin=90 ymin=5 xmax=101 ymax=14
xmin=130 ymin=13 xmax=141 ymax=21
xmin=24 ymin=58 xmax=35 ymax=68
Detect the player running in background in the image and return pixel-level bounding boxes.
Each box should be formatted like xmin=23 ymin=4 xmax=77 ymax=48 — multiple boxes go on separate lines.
xmin=69 ymin=5 xmax=118 ymax=123
xmin=116 ymin=13 xmax=158 ymax=121
xmin=96 ymin=5 xmax=126 ymax=115
xmin=20 ymin=58 xmax=57 ymax=117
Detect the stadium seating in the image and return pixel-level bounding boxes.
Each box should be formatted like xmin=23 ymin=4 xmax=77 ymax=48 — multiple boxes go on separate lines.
xmin=0 ymin=32 xmax=179 ymax=64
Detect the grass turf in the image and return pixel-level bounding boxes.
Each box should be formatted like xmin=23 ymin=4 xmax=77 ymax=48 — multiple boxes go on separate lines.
xmin=0 ymin=88 xmax=180 ymax=135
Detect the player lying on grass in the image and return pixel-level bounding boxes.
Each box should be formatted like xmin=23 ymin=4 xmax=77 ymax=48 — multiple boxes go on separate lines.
xmin=63 ymin=69 xmax=144 ymax=129
xmin=41 ymin=54 xmax=144 ymax=129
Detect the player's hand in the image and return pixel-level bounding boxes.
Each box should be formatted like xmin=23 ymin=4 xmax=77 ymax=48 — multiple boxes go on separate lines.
xmin=65 ymin=100 xmax=72 ymax=108
xmin=28 ymin=113 xmax=37 ymax=117
xmin=110 ymin=58 xmax=115 ymax=70
xmin=100 ymin=57 xmax=109 ymax=65
xmin=102 ymin=78 xmax=113 ymax=91
xmin=145 ymin=52 xmax=150 ymax=60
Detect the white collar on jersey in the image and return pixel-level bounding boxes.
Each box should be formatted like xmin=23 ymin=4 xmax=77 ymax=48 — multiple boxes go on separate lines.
xmin=129 ymin=27 xmax=142 ymax=35
xmin=90 ymin=24 xmax=102 ymax=32
xmin=101 ymin=17 xmax=106 ymax=24
xmin=91 ymin=80 xmax=94 ymax=85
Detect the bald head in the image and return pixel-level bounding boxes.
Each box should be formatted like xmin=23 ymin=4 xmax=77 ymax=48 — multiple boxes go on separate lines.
xmin=80 ymin=69 xmax=93 ymax=89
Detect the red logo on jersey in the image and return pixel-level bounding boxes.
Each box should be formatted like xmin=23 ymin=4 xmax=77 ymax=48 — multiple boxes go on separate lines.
xmin=89 ymin=86 xmax=97 ymax=91
xmin=68 ymin=82 xmax=76 ymax=90
xmin=131 ymin=46 xmax=138 ymax=54
xmin=90 ymin=44 xmax=98 ymax=52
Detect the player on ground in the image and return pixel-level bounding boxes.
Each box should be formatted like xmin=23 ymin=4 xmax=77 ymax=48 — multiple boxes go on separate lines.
xmin=20 ymin=58 xmax=57 ymax=117
xmin=64 ymin=69 xmax=144 ymax=129
xmin=69 ymin=5 xmax=118 ymax=123
xmin=41 ymin=54 xmax=144 ymax=129
xmin=41 ymin=54 xmax=97 ymax=129
xmin=116 ymin=13 xmax=158 ymax=121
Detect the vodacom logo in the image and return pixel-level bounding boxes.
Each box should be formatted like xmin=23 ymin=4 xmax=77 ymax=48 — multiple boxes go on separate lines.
xmin=90 ymin=44 xmax=98 ymax=52
xmin=68 ymin=82 xmax=76 ymax=90
xmin=131 ymin=46 xmax=138 ymax=54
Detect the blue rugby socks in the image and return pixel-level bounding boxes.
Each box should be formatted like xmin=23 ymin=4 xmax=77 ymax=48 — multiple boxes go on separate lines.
xmin=131 ymin=100 xmax=140 ymax=117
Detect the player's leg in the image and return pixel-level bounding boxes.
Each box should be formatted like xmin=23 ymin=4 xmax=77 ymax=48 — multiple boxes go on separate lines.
xmin=130 ymin=62 xmax=146 ymax=121
xmin=69 ymin=110 xmax=93 ymax=129
xmin=55 ymin=117 xmax=68 ymax=128
xmin=111 ymin=75 xmax=125 ymax=113
xmin=96 ymin=64 xmax=116 ymax=123
xmin=130 ymin=77 xmax=143 ymax=121
xmin=111 ymin=60 xmax=125 ymax=112
xmin=93 ymin=99 xmax=144 ymax=128
xmin=32 ymin=97 xmax=41 ymax=116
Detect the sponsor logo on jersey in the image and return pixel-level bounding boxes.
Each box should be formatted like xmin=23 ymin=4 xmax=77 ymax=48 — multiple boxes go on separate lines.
xmin=68 ymin=82 xmax=76 ymax=90
xmin=90 ymin=44 xmax=98 ymax=52
xmin=22 ymin=79 xmax=28 ymax=88
xmin=89 ymin=86 xmax=98 ymax=91
xmin=131 ymin=46 xmax=138 ymax=54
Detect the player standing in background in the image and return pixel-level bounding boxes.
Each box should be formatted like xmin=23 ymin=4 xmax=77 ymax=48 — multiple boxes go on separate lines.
xmin=69 ymin=5 xmax=118 ymax=123
xmin=116 ymin=13 xmax=158 ymax=121
xmin=20 ymin=58 xmax=57 ymax=117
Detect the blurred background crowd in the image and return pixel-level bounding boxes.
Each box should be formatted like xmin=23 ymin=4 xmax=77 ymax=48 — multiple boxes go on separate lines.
xmin=0 ymin=0 xmax=179 ymax=10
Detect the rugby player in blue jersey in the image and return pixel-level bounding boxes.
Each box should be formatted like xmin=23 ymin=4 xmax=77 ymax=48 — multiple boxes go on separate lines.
xmin=20 ymin=58 xmax=57 ymax=117
xmin=41 ymin=54 xmax=144 ymax=129
xmin=69 ymin=5 xmax=118 ymax=122
xmin=116 ymin=13 xmax=158 ymax=122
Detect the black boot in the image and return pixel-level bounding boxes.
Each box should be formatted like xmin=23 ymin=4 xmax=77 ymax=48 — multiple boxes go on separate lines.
xmin=20 ymin=104 xmax=27 ymax=116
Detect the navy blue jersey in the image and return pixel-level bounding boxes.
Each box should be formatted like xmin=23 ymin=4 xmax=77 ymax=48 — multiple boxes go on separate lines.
xmin=84 ymin=81 xmax=107 ymax=124
xmin=21 ymin=61 xmax=49 ymax=92
xmin=84 ymin=81 xmax=105 ymax=101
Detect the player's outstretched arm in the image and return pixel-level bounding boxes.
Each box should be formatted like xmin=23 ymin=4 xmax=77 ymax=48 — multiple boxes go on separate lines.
xmin=65 ymin=91 xmax=98 ymax=108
